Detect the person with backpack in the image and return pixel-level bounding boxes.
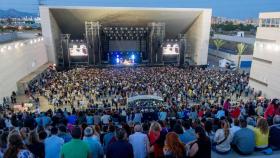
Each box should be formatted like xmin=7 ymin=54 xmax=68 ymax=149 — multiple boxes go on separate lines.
xmin=213 ymin=120 xmax=233 ymax=154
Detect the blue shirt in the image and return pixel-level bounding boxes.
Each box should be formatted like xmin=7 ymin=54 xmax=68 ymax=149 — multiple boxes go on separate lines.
xmin=86 ymin=116 xmax=94 ymax=125
xmin=159 ymin=112 xmax=167 ymax=121
xmin=67 ymin=115 xmax=77 ymax=124
xmin=232 ymin=128 xmax=255 ymax=154
xmin=83 ymin=137 xmax=103 ymax=158
xmin=180 ymin=129 xmax=196 ymax=144
xmin=44 ymin=135 xmax=64 ymax=158
xmin=103 ymin=132 xmax=115 ymax=152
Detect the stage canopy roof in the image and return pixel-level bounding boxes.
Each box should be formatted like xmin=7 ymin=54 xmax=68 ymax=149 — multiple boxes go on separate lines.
xmin=48 ymin=6 xmax=210 ymax=38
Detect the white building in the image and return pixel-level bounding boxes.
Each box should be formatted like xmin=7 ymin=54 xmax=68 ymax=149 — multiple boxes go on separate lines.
xmin=249 ymin=12 xmax=280 ymax=98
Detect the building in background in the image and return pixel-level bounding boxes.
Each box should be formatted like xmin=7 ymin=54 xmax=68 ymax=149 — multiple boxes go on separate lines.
xmin=249 ymin=12 xmax=280 ymax=98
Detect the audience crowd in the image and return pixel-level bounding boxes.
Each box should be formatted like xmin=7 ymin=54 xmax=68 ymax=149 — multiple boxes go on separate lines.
xmin=0 ymin=66 xmax=280 ymax=158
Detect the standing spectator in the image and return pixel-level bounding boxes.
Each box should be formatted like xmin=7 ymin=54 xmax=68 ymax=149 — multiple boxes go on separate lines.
xmin=27 ymin=130 xmax=45 ymax=158
xmin=44 ymin=127 xmax=64 ymax=158
xmin=231 ymin=119 xmax=255 ymax=155
xmin=213 ymin=120 xmax=233 ymax=154
xmin=223 ymin=99 xmax=231 ymax=111
xmin=264 ymin=99 xmax=280 ymax=125
xmin=129 ymin=125 xmax=150 ymax=158
xmin=133 ymin=110 xmax=143 ymax=123
xmin=187 ymin=126 xmax=211 ymax=158
xmin=103 ymin=125 xmax=116 ymax=152
xmin=106 ymin=128 xmax=133 ymax=158
xmin=83 ymin=127 xmax=103 ymax=158
xmin=101 ymin=112 xmax=111 ymax=125
xmin=58 ymin=125 xmax=72 ymax=143
xmin=149 ymin=121 xmax=164 ymax=158
xmin=4 ymin=133 xmax=33 ymax=158
xmin=254 ymin=118 xmax=269 ymax=151
xmin=60 ymin=127 xmax=91 ymax=158
xmin=163 ymin=132 xmax=186 ymax=158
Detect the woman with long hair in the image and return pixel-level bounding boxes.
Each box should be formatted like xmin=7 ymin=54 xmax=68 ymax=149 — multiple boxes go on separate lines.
xmin=213 ymin=120 xmax=232 ymax=154
xmin=4 ymin=133 xmax=33 ymax=158
xmin=188 ymin=126 xmax=211 ymax=158
xmin=163 ymin=132 xmax=186 ymax=158
xmin=27 ymin=130 xmax=45 ymax=158
xmin=254 ymin=118 xmax=269 ymax=150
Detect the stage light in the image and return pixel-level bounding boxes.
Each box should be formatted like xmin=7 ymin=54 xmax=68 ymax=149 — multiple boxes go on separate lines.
xmin=7 ymin=46 xmax=12 ymax=50
xmin=30 ymin=40 xmax=33 ymax=44
xmin=15 ymin=43 xmax=19 ymax=48
xmin=0 ymin=48 xmax=4 ymax=53
xmin=131 ymin=54 xmax=135 ymax=60
xmin=116 ymin=57 xmax=120 ymax=64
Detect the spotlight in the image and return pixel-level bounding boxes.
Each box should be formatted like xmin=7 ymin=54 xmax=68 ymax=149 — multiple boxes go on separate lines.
xmin=30 ymin=40 xmax=33 ymax=44
xmin=131 ymin=54 xmax=135 ymax=60
xmin=7 ymin=46 xmax=12 ymax=50
xmin=0 ymin=48 xmax=4 ymax=53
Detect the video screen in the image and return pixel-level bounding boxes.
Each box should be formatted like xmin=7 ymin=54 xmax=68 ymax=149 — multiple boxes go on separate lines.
xmin=163 ymin=43 xmax=179 ymax=55
xmin=69 ymin=44 xmax=88 ymax=56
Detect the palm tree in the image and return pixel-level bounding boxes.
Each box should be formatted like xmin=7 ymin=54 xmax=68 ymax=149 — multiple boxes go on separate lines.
xmin=236 ymin=43 xmax=247 ymax=70
xmin=213 ymin=39 xmax=225 ymax=52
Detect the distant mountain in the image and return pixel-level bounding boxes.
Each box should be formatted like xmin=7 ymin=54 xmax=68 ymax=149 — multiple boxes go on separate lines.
xmin=0 ymin=9 xmax=37 ymax=18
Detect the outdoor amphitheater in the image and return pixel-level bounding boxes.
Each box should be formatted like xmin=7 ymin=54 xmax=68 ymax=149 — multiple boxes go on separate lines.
xmin=0 ymin=5 xmax=279 ymax=158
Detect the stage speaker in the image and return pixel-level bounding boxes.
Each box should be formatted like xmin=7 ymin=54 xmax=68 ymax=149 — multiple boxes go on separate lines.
xmin=60 ymin=34 xmax=71 ymax=68
xmin=88 ymin=43 xmax=94 ymax=65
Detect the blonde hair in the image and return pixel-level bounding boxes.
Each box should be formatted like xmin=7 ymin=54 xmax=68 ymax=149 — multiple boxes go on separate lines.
xmin=149 ymin=121 xmax=162 ymax=133
xmin=256 ymin=118 xmax=269 ymax=134
xmin=221 ymin=120 xmax=230 ymax=138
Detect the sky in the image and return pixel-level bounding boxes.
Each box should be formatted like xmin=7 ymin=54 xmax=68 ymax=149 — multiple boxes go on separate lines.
xmin=0 ymin=0 xmax=280 ymax=19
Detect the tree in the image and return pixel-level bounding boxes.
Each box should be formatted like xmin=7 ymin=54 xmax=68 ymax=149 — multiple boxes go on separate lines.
xmin=236 ymin=43 xmax=247 ymax=70
xmin=213 ymin=39 xmax=225 ymax=51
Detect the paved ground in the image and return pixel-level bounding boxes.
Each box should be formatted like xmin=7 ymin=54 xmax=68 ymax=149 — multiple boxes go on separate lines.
xmin=212 ymin=150 xmax=280 ymax=158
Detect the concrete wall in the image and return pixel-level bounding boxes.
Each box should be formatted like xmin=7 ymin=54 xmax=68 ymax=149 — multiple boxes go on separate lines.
xmin=0 ymin=38 xmax=48 ymax=99
xmin=249 ymin=12 xmax=280 ymax=99
xmin=40 ymin=7 xmax=61 ymax=64
xmin=187 ymin=9 xmax=212 ymax=65
xmin=208 ymin=48 xmax=253 ymax=65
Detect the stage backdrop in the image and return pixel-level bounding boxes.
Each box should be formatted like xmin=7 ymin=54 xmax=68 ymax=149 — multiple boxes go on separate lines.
xmin=109 ymin=40 xmax=140 ymax=52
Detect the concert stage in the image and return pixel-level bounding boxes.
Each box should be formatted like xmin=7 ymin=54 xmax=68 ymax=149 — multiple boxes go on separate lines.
xmin=40 ymin=6 xmax=212 ymax=68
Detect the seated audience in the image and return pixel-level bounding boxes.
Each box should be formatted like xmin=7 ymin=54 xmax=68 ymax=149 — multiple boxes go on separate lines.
xmin=4 ymin=133 xmax=33 ymax=158
xmin=187 ymin=126 xmax=211 ymax=158
xmin=269 ymin=115 xmax=280 ymax=150
xmin=231 ymin=119 xmax=255 ymax=155
xmin=253 ymin=118 xmax=269 ymax=151
xmin=163 ymin=132 xmax=186 ymax=158
xmin=213 ymin=120 xmax=233 ymax=154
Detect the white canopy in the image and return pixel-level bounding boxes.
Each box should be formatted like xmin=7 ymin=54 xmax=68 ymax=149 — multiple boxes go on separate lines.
xmin=127 ymin=95 xmax=164 ymax=103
